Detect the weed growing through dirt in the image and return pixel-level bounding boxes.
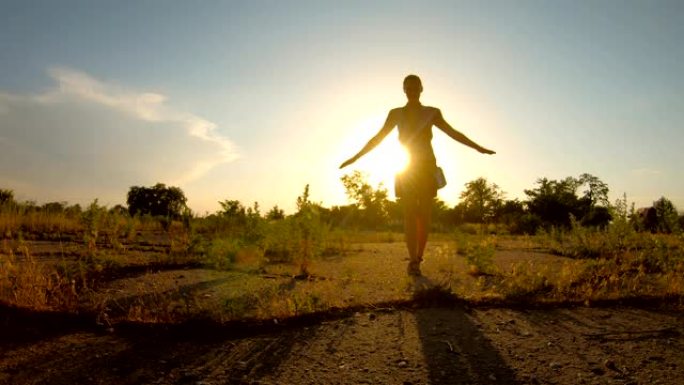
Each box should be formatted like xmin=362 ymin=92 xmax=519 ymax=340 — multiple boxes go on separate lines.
xmin=490 ymin=232 xmax=684 ymax=304
xmin=3 ymin=187 xmax=684 ymax=325
xmin=455 ymin=231 xmax=497 ymax=276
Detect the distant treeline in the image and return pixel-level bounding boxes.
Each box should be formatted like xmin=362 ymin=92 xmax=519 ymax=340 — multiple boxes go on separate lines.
xmin=1 ymin=171 xmax=682 ymax=236
xmin=331 ymin=171 xmax=682 ymax=235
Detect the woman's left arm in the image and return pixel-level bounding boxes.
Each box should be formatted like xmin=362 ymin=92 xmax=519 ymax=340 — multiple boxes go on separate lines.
xmin=434 ymin=109 xmax=495 ymax=154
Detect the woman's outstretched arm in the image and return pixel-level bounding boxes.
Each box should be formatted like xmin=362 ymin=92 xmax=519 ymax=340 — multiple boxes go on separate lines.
xmin=339 ymin=110 xmax=398 ymax=168
xmin=434 ymin=109 xmax=495 ymax=154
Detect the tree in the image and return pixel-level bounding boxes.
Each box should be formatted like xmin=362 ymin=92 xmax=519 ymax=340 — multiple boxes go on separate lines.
xmin=296 ymin=184 xmax=313 ymax=213
xmin=524 ymin=174 xmax=612 ymax=229
xmin=578 ymin=173 xmax=610 ymax=207
xmin=65 ymin=203 xmax=83 ymax=217
xmin=525 ymin=177 xmax=583 ymax=228
xmin=292 ymin=184 xmax=325 ymax=276
xmin=496 ymin=199 xmax=528 ymax=232
xmin=340 ymin=171 xmax=390 ymax=228
xmin=41 ymin=201 xmax=67 ymax=213
xmin=126 ymin=183 xmax=188 ymax=218
xmin=218 ymin=199 xmax=246 ymax=219
xmin=431 ymin=199 xmax=451 ymax=231
xmin=581 ymin=206 xmax=612 ymax=228
xmin=266 ymin=205 xmax=285 ymax=220
xmin=327 ymin=204 xmax=360 ymax=228
xmin=636 ymin=207 xmax=659 ymax=233
xmin=496 ymin=199 xmax=525 ymax=221
xmin=652 ymin=197 xmax=680 ymax=234
xmin=458 ymin=177 xmax=504 ymax=224
xmin=109 ymin=204 xmax=128 ymax=216
xmin=577 ymin=174 xmax=612 ymax=227
xmin=0 ymin=189 xmax=14 ymax=206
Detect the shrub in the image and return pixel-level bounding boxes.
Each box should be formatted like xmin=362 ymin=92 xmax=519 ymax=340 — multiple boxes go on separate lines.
xmin=0 ymin=189 xmax=14 ymax=206
xmin=510 ymin=213 xmax=542 ymax=235
xmin=455 ymin=232 xmax=496 ymax=276
xmin=262 ymin=185 xmax=329 ymax=275
xmin=203 ymin=238 xmax=242 ymax=270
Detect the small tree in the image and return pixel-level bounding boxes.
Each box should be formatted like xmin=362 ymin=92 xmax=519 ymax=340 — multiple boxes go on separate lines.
xmin=126 ymin=183 xmax=188 ymax=218
xmin=0 ymin=189 xmax=14 ymax=206
xmin=340 ymin=171 xmax=390 ymax=228
xmin=653 ymin=197 xmax=681 ymax=234
xmin=458 ymin=177 xmax=504 ymax=224
xmin=578 ymin=173 xmax=610 ymax=207
xmin=266 ymin=205 xmax=285 ymax=220
xmin=577 ymin=174 xmax=612 ymax=228
xmin=218 ymin=200 xmax=246 ymax=220
xmin=292 ymin=184 xmax=325 ymax=276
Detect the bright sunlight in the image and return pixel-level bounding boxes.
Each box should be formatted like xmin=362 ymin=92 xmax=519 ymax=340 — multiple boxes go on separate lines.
xmin=362 ymin=139 xmax=410 ymax=188
xmin=349 ymin=115 xmax=410 ymax=190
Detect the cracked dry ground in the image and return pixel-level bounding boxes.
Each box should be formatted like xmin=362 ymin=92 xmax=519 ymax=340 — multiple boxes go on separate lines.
xmin=2 ymin=304 xmax=683 ymax=385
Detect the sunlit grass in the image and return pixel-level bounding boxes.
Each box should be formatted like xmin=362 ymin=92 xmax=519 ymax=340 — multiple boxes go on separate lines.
xmin=2 ymin=212 xmax=683 ymax=326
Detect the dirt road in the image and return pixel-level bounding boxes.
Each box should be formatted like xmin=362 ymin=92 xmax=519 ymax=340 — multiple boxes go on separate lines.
xmin=2 ymin=303 xmax=682 ymax=385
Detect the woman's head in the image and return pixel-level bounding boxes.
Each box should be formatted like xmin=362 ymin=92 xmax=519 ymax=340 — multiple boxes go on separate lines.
xmin=403 ymin=74 xmax=423 ymax=102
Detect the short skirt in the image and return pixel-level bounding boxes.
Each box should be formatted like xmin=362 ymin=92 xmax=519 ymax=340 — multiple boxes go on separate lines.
xmin=394 ymin=163 xmax=438 ymax=199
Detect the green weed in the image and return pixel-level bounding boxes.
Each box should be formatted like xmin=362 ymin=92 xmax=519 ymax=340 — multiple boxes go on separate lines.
xmin=455 ymin=232 xmax=497 ymax=276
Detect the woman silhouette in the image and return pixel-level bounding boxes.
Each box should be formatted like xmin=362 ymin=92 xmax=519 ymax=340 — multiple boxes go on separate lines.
xmin=340 ymin=74 xmax=495 ymax=276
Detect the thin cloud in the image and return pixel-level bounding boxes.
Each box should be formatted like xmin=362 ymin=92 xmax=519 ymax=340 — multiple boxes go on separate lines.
xmin=0 ymin=92 xmax=21 ymax=115
xmin=631 ymin=168 xmax=663 ymax=177
xmin=0 ymin=68 xmax=239 ymax=205
xmin=37 ymin=68 xmax=238 ymax=183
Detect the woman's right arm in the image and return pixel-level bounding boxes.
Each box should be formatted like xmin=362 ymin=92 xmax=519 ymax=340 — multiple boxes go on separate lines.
xmin=339 ymin=110 xmax=398 ymax=168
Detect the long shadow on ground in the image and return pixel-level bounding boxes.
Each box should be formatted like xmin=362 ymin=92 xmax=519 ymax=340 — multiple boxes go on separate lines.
xmin=411 ymin=277 xmax=520 ymax=384
xmin=3 ymin=288 xmax=683 ymax=384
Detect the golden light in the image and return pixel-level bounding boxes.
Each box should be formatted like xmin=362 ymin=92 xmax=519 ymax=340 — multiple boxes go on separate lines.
xmin=364 ymin=140 xmax=409 ymax=185
xmin=348 ymin=115 xmax=410 ymax=190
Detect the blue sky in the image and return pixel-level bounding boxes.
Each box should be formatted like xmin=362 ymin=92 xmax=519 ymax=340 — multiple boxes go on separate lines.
xmin=1 ymin=0 xmax=683 ymax=213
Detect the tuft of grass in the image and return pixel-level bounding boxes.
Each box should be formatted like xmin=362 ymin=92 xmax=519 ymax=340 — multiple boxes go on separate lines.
xmin=455 ymin=232 xmax=497 ymax=276
xmin=495 ymin=261 xmax=553 ymax=301
xmin=0 ymin=243 xmax=80 ymax=310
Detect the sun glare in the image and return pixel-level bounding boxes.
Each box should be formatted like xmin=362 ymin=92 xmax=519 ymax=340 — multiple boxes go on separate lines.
xmin=356 ymin=134 xmax=410 ymax=189
xmin=338 ymin=113 xmax=412 ymax=194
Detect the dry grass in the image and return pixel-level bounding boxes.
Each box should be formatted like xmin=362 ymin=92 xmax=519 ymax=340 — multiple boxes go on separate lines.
xmin=2 ymin=221 xmax=683 ymax=325
xmin=0 ymin=210 xmax=82 ymax=238
xmin=0 ymin=240 xmax=80 ymax=310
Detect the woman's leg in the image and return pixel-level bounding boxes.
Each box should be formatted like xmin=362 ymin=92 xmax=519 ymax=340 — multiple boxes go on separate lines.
xmin=402 ymin=197 xmax=421 ymax=274
xmin=415 ymin=197 xmax=433 ymax=261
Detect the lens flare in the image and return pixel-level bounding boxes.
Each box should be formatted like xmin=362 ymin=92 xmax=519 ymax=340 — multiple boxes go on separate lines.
xmin=358 ymin=141 xmax=410 ymax=188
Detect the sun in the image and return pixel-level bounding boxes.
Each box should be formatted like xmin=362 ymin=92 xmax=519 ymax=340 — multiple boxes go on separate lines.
xmin=355 ymin=134 xmax=410 ymax=189
xmin=339 ymin=113 xmax=411 ymax=192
